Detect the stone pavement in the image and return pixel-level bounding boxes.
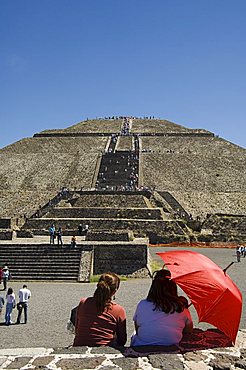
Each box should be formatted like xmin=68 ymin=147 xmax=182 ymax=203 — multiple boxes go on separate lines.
xmin=0 ymin=330 xmax=246 ymax=369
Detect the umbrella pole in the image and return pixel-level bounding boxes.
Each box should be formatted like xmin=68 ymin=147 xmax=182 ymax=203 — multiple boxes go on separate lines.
xmin=223 ymin=262 xmax=234 ymax=274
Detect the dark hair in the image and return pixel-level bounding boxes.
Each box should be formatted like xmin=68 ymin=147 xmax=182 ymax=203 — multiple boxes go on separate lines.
xmin=7 ymin=287 xmax=13 ymax=295
xmin=94 ymin=272 xmax=120 ymax=312
xmin=23 ymin=285 xmax=27 ymax=288
xmin=147 ymin=269 xmax=186 ymax=314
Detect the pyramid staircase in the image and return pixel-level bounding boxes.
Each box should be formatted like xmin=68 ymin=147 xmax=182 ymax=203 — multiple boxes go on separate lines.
xmin=0 ymin=244 xmax=93 ymax=281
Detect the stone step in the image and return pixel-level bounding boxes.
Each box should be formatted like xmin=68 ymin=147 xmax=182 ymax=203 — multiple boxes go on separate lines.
xmin=0 ymin=251 xmax=81 ymax=258
xmin=0 ymin=242 xmax=83 ymax=281
xmin=5 ymin=261 xmax=80 ymax=267
xmin=11 ymin=267 xmax=79 ymax=273
xmin=11 ymin=275 xmax=78 ymax=281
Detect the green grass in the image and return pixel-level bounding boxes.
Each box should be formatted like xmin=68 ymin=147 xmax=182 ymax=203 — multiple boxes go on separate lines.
xmin=149 ymin=259 xmax=164 ymax=274
xmin=90 ymin=274 xmax=128 ymax=283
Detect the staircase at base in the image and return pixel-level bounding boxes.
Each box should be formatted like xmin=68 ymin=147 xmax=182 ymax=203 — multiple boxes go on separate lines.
xmin=0 ymin=244 xmax=83 ymax=281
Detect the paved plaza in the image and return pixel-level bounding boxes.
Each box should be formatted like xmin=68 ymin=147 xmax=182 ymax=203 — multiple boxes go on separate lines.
xmin=0 ymin=246 xmax=244 ymax=350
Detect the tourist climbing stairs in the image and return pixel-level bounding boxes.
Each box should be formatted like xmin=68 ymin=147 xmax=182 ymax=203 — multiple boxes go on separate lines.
xmin=96 ymin=151 xmax=139 ymax=190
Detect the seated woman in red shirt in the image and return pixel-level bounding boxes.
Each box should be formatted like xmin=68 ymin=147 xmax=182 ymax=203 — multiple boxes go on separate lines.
xmin=73 ymin=272 xmax=127 ymax=347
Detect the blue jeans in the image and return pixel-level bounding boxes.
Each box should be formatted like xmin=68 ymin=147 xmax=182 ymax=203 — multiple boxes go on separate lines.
xmin=5 ymin=302 xmax=13 ymax=324
xmin=50 ymin=234 xmax=55 ymax=244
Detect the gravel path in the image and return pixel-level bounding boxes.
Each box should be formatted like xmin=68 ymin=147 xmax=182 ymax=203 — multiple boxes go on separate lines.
xmin=0 ymin=246 xmax=244 ymax=349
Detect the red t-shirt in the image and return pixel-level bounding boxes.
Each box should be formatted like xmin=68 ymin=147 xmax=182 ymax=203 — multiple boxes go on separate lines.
xmin=73 ymin=297 xmax=127 ymax=347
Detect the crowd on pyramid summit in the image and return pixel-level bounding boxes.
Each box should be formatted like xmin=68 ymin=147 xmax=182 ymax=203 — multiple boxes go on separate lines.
xmin=90 ymin=115 xmax=156 ymax=121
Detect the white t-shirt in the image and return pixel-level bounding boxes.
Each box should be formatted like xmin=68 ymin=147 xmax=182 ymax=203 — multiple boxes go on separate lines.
xmin=2 ymin=270 xmax=9 ymax=278
xmin=131 ymin=299 xmax=193 ymax=346
xmin=6 ymin=293 xmax=15 ymax=305
xmin=19 ymin=288 xmax=31 ymax=303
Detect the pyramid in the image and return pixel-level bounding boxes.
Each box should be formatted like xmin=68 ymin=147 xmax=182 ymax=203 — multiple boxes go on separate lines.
xmin=0 ymin=117 xmax=245 ymax=244
xmin=0 ymin=117 xmax=245 ymax=281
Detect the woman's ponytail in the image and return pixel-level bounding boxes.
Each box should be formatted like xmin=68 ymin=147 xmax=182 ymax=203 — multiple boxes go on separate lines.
xmin=94 ymin=272 xmax=120 ymax=312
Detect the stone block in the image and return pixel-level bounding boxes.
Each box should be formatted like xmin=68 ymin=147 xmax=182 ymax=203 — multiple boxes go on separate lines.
xmin=56 ymin=357 xmax=105 ymax=369
xmin=53 ymin=346 xmax=88 ymax=354
xmin=111 ymin=357 xmax=139 ymax=370
xmin=91 ymin=346 xmax=125 ymax=355
xmin=6 ymin=356 xmax=32 ymax=369
xmin=32 ymin=355 xmax=54 ymax=368
xmin=0 ymin=230 xmax=12 ymax=240
xmin=0 ymin=218 xmax=11 ymax=228
xmin=148 ymin=353 xmax=184 ymax=370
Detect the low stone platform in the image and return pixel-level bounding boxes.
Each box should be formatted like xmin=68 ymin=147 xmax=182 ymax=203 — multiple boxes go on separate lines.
xmin=0 ymin=330 xmax=246 ymax=369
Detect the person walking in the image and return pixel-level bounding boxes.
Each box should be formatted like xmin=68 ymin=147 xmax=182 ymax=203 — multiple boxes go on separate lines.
xmin=16 ymin=284 xmax=31 ymax=324
xmin=2 ymin=266 xmax=10 ymax=291
xmin=5 ymin=287 xmax=15 ymax=325
xmin=236 ymin=246 xmax=241 ymax=263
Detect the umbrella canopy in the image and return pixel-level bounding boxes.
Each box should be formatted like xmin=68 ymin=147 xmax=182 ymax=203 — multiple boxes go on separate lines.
xmin=157 ymin=250 xmax=242 ymax=343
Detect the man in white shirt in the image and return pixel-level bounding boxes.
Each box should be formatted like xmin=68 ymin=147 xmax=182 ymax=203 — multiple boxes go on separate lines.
xmin=2 ymin=266 xmax=9 ymax=291
xmin=16 ymin=285 xmax=31 ymax=324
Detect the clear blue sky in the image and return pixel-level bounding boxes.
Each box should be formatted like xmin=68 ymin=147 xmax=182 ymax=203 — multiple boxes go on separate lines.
xmin=1 ymin=0 xmax=245 ymax=149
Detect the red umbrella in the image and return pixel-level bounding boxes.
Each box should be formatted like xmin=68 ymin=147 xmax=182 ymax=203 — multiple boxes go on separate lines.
xmin=156 ymin=250 xmax=242 ymax=343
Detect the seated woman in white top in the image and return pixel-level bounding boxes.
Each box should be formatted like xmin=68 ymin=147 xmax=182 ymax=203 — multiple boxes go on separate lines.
xmin=131 ymin=269 xmax=193 ymax=346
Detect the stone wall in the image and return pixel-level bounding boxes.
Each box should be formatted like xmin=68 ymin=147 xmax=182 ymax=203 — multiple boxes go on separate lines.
xmin=0 ymin=229 xmax=12 ymax=240
xmin=0 ymin=218 xmax=11 ymax=228
xmin=93 ymin=243 xmax=149 ymax=277
xmin=86 ymin=231 xmax=130 ymax=241
xmin=24 ymin=218 xmax=185 ymax=237
xmin=1 ymin=329 xmax=246 ymax=369
xmin=70 ymin=193 xmax=148 ymax=208
xmin=45 ymin=207 xmax=162 ymax=220
xmin=199 ymin=214 xmax=246 ymax=243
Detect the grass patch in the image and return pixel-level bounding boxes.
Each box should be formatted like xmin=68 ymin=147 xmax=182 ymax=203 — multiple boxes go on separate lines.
xmin=90 ymin=274 xmax=128 ymax=283
xmin=149 ymin=259 xmax=163 ymax=275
